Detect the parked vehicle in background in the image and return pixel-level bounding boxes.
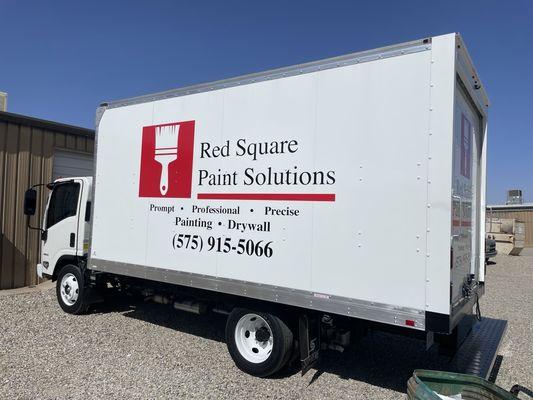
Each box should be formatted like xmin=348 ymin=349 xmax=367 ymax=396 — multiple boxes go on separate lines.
xmin=23 ymin=33 xmax=489 ymax=377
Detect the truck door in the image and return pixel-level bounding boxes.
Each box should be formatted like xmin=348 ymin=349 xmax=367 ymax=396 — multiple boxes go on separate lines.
xmin=42 ymin=180 xmax=83 ymax=269
xmin=451 ymin=82 xmax=483 ymax=306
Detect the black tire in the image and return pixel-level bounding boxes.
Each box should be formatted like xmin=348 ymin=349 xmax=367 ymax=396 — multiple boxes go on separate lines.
xmin=56 ymin=264 xmax=89 ymax=315
xmin=225 ymin=307 xmax=293 ymax=377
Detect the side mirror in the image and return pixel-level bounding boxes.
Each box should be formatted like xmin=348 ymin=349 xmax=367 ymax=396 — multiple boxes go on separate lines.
xmin=24 ymin=188 xmax=37 ymax=216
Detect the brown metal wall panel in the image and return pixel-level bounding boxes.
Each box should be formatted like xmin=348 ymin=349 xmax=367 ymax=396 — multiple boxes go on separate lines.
xmin=0 ymin=119 xmax=93 ymax=289
xmin=0 ymin=123 xmax=7 ymax=288
xmin=26 ymin=128 xmax=44 ymax=286
xmin=1 ymin=123 xmax=20 ymax=289
xmin=54 ymin=132 xmax=66 ymax=148
xmin=65 ymin=134 xmax=76 ymax=150
xmin=42 ymin=133 xmax=54 ymax=186
xmin=76 ymin=136 xmax=87 ymax=152
xmin=488 ymin=210 xmax=533 ymax=247
xmin=12 ymin=125 xmax=31 ymax=288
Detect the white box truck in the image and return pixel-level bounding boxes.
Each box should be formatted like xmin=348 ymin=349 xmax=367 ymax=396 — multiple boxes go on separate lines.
xmin=24 ymin=33 xmax=489 ymax=377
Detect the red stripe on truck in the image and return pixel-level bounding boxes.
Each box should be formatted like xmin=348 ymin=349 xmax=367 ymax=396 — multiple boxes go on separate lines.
xmin=197 ymin=193 xmax=336 ymax=202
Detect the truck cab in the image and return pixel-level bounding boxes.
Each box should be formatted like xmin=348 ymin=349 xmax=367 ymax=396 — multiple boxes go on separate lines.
xmin=25 ymin=177 xmax=92 ymax=281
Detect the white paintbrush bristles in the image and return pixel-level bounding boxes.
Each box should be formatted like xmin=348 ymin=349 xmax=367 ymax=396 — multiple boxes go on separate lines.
xmin=154 ymin=124 xmax=179 ymax=195
xmin=155 ymin=125 xmax=180 ymax=153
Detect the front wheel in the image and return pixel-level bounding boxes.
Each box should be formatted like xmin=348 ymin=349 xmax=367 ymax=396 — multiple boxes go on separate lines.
xmin=225 ymin=308 xmax=293 ymax=377
xmin=56 ymin=264 xmax=89 ymax=314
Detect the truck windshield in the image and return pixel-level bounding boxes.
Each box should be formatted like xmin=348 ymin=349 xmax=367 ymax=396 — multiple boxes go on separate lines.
xmin=46 ymin=182 xmax=80 ymax=228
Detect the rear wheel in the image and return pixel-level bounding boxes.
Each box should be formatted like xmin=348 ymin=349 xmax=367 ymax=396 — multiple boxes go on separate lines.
xmin=56 ymin=264 xmax=89 ymax=314
xmin=225 ymin=308 xmax=293 ymax=377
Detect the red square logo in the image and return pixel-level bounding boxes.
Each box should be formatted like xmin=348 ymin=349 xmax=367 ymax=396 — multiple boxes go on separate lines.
xmin=139 ymin=121 xmax=195 ymax=198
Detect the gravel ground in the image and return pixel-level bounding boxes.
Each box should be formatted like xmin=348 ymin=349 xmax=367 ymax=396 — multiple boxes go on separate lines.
xmin=0 ymin=254 xmax=531 ymax=399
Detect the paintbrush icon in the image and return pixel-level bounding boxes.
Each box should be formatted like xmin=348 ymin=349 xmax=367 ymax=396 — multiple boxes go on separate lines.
xmin=154 ymin=124 xmax=179 ymax=196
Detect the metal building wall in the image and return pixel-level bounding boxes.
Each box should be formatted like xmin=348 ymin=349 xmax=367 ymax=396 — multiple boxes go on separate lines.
xmin=0 ymin=113 xmax=94 ymax=289
xmin=487 ymin=209 xmax=533 ymax=247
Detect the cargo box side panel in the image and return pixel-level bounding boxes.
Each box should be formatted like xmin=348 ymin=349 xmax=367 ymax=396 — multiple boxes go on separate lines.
xmin=145 ymin=90 xmax=226 ymax=278
xmin=141 ymin=73 xmax=320 ymax=290
xmin=311 ymin=51 xmax=432 ymax=311
xmin=93 ymin=91 xmax=226 ymax=277
xmin=91 ymin=103 xmax=155 ymax=266
xmin=89 ymin=39 xmax=439 ymax=328
xmin=194 ymin=74 xmax=317 ymax=289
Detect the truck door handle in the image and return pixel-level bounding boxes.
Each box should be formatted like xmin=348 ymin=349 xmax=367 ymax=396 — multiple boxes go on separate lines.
xmin=70 ymin=233 xmax=75 ymax=248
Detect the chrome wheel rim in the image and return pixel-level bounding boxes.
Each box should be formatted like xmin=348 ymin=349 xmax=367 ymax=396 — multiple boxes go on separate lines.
xmin=60 ymin=273 xmax=79 ymax=306
xmin=234 ymin=313 xmax=273 ymax=363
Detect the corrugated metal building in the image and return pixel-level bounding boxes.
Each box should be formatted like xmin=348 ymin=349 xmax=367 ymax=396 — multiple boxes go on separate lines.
xmin=487 ymin=204 xmax=533 ymax=247
xmin=0 ymin=111 xmax=94 ymax=289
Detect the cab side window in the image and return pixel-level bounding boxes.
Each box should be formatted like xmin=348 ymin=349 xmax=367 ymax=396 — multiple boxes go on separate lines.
xmin=46 ymin=183 xmax=80 ymax=228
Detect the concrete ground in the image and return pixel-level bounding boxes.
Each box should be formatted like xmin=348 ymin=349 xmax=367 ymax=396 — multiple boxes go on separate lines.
xmin=0 ymin=254 xmax=531 ymax=399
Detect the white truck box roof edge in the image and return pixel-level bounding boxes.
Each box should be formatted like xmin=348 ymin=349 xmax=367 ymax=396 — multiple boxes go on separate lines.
xmin=99 ymin=36 xmax=434 ymax=111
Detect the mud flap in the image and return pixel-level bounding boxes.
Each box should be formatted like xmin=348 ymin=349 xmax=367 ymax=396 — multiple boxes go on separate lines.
xmin=84 ymin=286 xmax=104 ymax=305
xmin=299 ymin=314 xmax=320 ymax=376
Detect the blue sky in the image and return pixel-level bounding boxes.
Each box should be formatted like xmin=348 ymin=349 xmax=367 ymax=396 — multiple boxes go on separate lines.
xmin=1 ymin=1 xmax=532 ymax=204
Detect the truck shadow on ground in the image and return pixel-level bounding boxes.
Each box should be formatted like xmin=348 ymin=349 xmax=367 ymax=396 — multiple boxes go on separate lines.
xmin=92 ymin=298 xmax=227 ymax=343
xmin=305 ymin=333 xmax=454 ymax=392
xmin=94 ymin=298 xmax=482 ymax=393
